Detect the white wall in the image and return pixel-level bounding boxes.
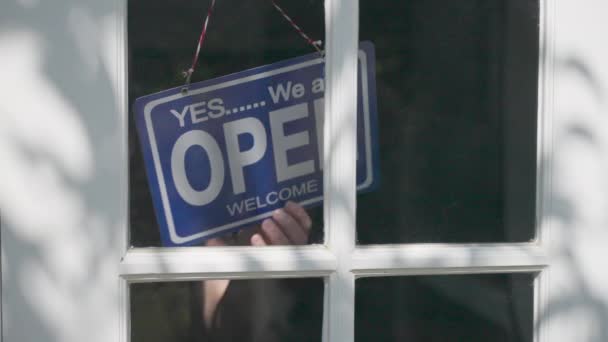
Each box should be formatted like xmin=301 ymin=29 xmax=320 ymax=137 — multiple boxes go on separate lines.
xmin=1 ymin=0 xmax=607 ymax=341
xmin=0 ymin=0 xmax=124 ymax=341
xmin=544 ymin=1 xmax=608 ymax=341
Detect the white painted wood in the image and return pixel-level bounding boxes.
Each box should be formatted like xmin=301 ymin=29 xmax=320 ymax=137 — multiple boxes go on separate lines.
xmin=541 ymin=0 xmax=608 ymax=341
xmin=535 ymin=270 xmax=549 ymax=342
xmin=323 ymin=0 xmax=358 ymax=341
xmin=3 ymin=0 xmax=608 ymax=341
xmin=119 ymin=279 xmax=129 ymax=342
xmin=535 ymin=2 xmax=555 ymax=342
xmin=0 ymin=0 xmax=126 ymax=341
xmin=537 ymin=0 xmax=556 ymax=247
xmin=352 ymin=244 xmax=547 ymax=276
xmin=120 ymin=246 xmax=336 ymax=279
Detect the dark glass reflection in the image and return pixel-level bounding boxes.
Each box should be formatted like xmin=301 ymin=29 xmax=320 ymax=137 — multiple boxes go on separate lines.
xmin=356 ymin=273 xmax=535 ymax=342
xmin=128 ymin=0 xmax=324 ymax=247
xmin=357 ymin=0 xmax=539 ymax=243
xmin=131 ymin=278 xmax=323 ymax=342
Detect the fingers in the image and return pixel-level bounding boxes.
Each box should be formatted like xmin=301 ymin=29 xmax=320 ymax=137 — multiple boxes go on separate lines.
xmin=272 ymin=207 xmax=308 ymax=245
xmin=249 ymin=201 xmax=312 ymax=246
xmin=250 ymin=232 xmax=267 ymax=246
xmin=284 ymin=201 xmax=312 ymax=233
xmin=205 ymin=237 xmax=229 ymax=247
xmin=259 ymin=218 xmax=291 ymax=245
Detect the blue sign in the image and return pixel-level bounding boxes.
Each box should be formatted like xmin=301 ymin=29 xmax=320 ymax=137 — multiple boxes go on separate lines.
xmin=134 ymin=42 xmax=379 ymax=246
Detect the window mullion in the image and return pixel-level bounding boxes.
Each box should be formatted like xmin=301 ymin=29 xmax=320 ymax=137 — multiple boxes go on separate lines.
xmin=351 ymin=244 xmax=548 ymax=277
xmin=324 ymin=0 xmax=359 ymax=341
xmin=119 ymin=246 xmax=337 ymax=280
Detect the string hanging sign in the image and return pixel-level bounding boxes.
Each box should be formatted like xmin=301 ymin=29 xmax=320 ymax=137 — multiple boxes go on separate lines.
xmin=269 ymin=0 xmax=324 ymax=55
xmin=181 ymin=0 xmax=323 ymax=94
xmin=182 ymin=0 xmax=217 ymax=94
xmin=134 ymin=2 xmax=379 ymax=246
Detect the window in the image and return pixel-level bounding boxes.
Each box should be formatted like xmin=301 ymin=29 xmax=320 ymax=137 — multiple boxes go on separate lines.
xmin=124 ymin=0 xmax=549 ymax=341
xmin=11 ymin=0 xmax=608 ymax=341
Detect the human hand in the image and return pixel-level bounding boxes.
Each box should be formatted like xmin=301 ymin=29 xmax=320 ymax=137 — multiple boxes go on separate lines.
xmin=205 ymin=201 xmax=312 ymax=247
xmin=249 ymin=201 xmax=312 ymax=246
xmin=200 ymin=201 xmax=312 ymax=328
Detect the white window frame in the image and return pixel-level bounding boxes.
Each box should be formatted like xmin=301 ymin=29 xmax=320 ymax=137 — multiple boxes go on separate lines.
xmin=117 ymin=0 xmax=555 ymax=341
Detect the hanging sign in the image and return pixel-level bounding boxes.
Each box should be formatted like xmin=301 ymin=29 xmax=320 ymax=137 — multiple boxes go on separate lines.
xmin=134 ymin=42 xmax=379 ymax=246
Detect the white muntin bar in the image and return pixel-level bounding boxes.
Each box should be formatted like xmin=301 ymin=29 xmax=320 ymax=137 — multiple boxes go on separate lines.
xmin=323 ymin=0 xmax=359 ymax=341
xmin=536 ymin=0 xmax=556 ymax=247
xmin=351 ymin=244 xmax=548 ymax=277
xmin=119 ymin=245 xmax=336 ymax=279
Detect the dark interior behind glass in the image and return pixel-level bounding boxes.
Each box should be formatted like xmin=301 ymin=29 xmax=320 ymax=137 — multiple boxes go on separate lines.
xmin=356 ymin=273 xmax=535 ymax=342
xmin=357 ymin=0 xmax=540 ymax=243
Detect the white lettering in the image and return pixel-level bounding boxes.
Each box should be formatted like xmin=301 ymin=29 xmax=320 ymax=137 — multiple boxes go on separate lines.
xmin=312 ymin=78 xmax=324 ymax=94
xmin=266 ymin=191 xmax=279 ymax=205
xmin=269 ymin=103 xmax=315 ymax=182
xmin=170 ymin=107 xmax=189 ymax=128
xmin=268 ymin=81 xmax=293 ymax=104
xmin=245 ymin=197 xmax=256 ymax=212
xmin=171 ymin=130 xmax=224 ymax=206
xmin=279 ymin=187 xmax=292 ymax=201
xmin=291 ymin=182 xmax=307 ymax=197
xmin=226 ymin=201 xmax=245 ymax=216
xmin=292 ymin=83 xmax=305 ymax=98
xmin=190 ymin=102 xmax=208 ymax=124
xmin=307 ymin=179 xmax=319 ymax=193
xmin=267 ymin=81 xmax=305 ymax=104
xmin=225 ymin=181 xmax=320 ymax=216
xmin=224 ymin=117 xmax=268 ymax=194
xmin=208 ymin=98 xmax=226 ymax=119
xmin=255 ymin=196 xmax=268 ymax=209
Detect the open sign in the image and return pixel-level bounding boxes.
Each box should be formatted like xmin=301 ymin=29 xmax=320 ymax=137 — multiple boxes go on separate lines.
xmin=134 ymin=42 xmax=378 ymax=246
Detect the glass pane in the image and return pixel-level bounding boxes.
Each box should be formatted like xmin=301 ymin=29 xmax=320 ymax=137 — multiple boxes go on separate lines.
xmin=131 ymin=278 xmax=323 ymax=342
xmin=129 ymin=0 xmax=325 ymax=247
xmin=356 ymin=273 xmax=535 ymax=342
xmin=357 ymin=0 xmax=539 ymax=243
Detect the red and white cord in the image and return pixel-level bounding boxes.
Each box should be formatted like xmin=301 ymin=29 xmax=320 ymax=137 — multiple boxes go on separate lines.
xmin=270 ymin=0 xmax=323 ymax=55
xmin=183 ymin=0 xmax=216 ymax=92
xmin=183 ymin=0 xmax=322 ymax=93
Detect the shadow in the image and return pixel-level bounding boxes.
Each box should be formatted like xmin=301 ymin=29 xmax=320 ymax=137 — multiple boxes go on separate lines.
xmin=1 ymin=0 xmax=124 ymax=340
xmin=535 ymin=51 xmax=608 ymax=341
xmin=2 ymin=0 xmax=331 ymax=341
xmin=3 ymin=0 xmax=608 ymax=341
xmin=367 ymin=45 xmax=608 ymax=342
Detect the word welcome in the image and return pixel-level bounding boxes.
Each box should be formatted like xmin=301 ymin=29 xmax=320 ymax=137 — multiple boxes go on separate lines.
xmin=226 ymin=180 xmax=319 ymax=216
